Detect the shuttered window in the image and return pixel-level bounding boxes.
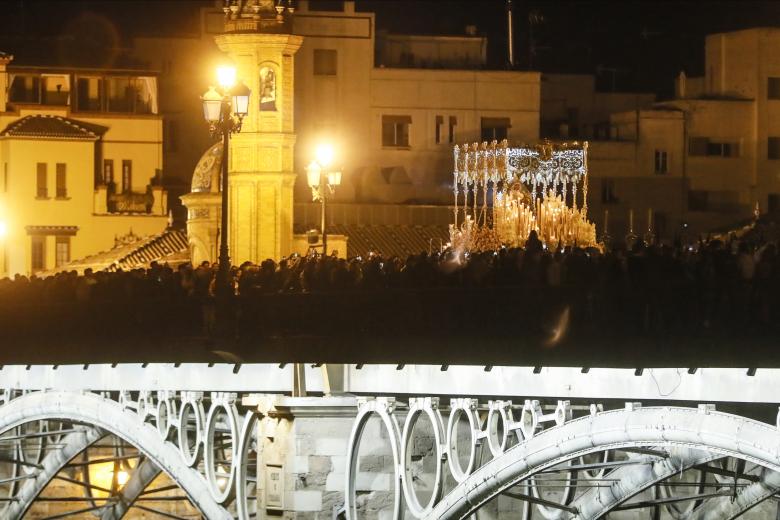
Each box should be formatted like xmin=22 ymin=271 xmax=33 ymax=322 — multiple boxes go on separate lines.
xmin=56 ymin=163 xmax=67 ymax=198
xmin=36 ymin=163 xmax=47 ymax=198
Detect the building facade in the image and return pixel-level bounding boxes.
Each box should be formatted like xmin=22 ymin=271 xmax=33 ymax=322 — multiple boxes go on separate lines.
xmin=133 ymin=3 xmax=780 ymax=260
xmin=0 ymin=56 xmax=169 ymax=276
xmin=134 ymin=1 xmax=541 ymax=208
xmin=150 ymin=0 xmax=541 ymax=264
xmin=583 ymin=28 xmax=780 ymax=241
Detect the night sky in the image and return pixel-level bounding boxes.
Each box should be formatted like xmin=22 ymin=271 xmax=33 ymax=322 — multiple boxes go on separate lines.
xmin=2 ymin=0 xmax=780 ymax=97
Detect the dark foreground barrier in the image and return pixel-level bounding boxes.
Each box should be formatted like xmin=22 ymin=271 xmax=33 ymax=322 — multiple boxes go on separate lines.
xmin=1 ymin=283 xmax=777 ymax=367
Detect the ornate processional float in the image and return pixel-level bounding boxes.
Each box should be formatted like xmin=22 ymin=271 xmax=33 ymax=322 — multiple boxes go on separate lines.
xmin=450 ymin=139 xmax=598 ymax=252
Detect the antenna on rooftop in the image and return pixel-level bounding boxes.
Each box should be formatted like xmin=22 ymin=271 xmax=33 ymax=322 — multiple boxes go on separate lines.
xmin=506 ymin=0 xmax=515 ymax=68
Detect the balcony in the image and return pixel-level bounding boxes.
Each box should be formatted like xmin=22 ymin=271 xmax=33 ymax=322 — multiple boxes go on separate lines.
xmin=94 ymin=184 xmax=167 ymax=215
xmin=7 ymin=69 xmax=158 ymax=115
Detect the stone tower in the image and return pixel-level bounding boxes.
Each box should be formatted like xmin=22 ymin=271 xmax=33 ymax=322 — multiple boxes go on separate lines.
xmin=183 ymin=2 xmax=301 ymax=265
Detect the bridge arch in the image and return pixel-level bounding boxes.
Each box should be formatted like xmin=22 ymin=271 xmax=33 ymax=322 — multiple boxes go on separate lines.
xmin=423 ymin=406 xmax=780 ymax=520
xmin=5 ymin=426 xmax=106 ymax=518
xmin=0 ymin=390 xmax=232 ymax=519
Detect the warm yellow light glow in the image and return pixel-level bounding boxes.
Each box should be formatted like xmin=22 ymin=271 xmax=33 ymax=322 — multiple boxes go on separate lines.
xmin=216 ymin=66 xmax=237 ymax=89
xmin=116 ymin=470 xmax=129 ymax=487
xmin=88 ymin=462 xmax=130 ymax=494
xmin=306 ymin=160 xmax=322 ymax=188
xmin=0 ymin=221 xmax=7 ymax=239
xmin=315 ymin=143 xmax=335 ymax=168
xmin=216 ymin=464 xmax=229 ymax=490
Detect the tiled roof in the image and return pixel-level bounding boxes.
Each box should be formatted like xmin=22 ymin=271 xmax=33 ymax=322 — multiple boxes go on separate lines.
xmin=50 ymin=228 xmax=189 ymax=274
xmin=25 ymin=225 xmax=79 ymax=234
xmin=1 ymin=115 xmax=107 ymax=140
xmin=295 ymin=224 xmax=451 ymax=258
xmin=112 ymin=228 xmax=189 ymax=271
xmin=54 ymin=224 xmax=450 ymax=276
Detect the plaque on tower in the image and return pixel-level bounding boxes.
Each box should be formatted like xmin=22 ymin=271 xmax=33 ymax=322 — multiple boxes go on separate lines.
xmin=259 ymin=67 xmax=276 ymax=111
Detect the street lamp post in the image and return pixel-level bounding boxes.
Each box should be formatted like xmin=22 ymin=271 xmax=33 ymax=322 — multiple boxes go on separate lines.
xmin=0 ymin=219 xmax=6 ymax=277
xmin=305 ymin=144 xmax=341 ymax=256
xmin=201 ymin=66 xmax=250 ymax=296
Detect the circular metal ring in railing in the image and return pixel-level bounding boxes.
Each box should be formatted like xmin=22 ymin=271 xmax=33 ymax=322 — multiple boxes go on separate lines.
xmin=401 ymin=397 xmax=445 ymax=518
xmin=345 ymin=399 xmax=401 ymax=520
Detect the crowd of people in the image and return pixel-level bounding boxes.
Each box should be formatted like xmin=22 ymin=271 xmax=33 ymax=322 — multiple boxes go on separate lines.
xmin=1 ymin=229 xmax=779 ymax=338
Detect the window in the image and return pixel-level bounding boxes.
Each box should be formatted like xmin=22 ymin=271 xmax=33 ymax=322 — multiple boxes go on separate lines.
xmin=121 ymin=160 xmax=132 ymax=193
xmin=448 ymin=116 xmax=457 ymax=144
xmin=76 ymin=76 xmax=102 ymax=111
xmin=56 ymin=163 xmax=67 ymax=198
xmin=313 ymin=49 xmax=337 ymax=76
xmin=107 ymin=77 xmax=133 ymax=112
xmin=55 ymin=236 xmax=70 ymax=268
xmin=41 ymin=74 xmax=69 ymax=105
xmin=9 ymin=74 xmax=40 ymax=104
xmin=31 ymin=236 xmax=45 ymax=273
xmin=706 ymin=142 xmax=737 ymax=157
xmin=105 ymin=77 xmax=153 ymax=114
xmin=36 ymin=163 xmax=47 ymax=198
xmin=769 ymin=77 xmax=780 ymax=100
xmin=688 ymin=137 xmax=739 ymax=157
xmin=601 ymin=179 xmax=618 ymax=204
xmin=103 ymin=160 xmax=114 ymax=186
xmin=481 ymin=117 xmax=511 ymax=142
xmin=382 ymin=115 xmax=411 ymax=148
xmin=654 ymin=150 xmax=668 ymax=174
xmin=435 ymin=115 xmax=443 ymax=144
xmin=769 ymin=137 xmax=780 ymax=160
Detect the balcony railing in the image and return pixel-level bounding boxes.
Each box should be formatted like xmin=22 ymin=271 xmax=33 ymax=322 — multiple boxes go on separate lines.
xmin=108 ymin=191 xmax=154 ymax=213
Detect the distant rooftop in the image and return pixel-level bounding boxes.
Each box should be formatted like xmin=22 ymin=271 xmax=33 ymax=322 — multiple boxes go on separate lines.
xmin=0 ymin=115 xmax=107 ymax=140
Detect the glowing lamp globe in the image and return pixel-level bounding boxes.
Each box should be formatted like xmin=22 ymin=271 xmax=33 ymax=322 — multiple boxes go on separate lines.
xmin=216 ymin=66 xmax=236 ymax=89
xmin=306 ymin=161 xmax=322 ymax=188
xmin=201 ymin=86 xmax=223 ymax=123
xmin=231 ymin=81 xmax=251 ymax=117
xmin=327 ymin=170 xmax=342 ymax=187
xmin=315 ymin=143 xmax=335 ymax=168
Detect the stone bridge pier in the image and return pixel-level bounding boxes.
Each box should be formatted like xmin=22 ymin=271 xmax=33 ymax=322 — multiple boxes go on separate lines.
xmin=2 ymin=363 xmax=780 ymax=519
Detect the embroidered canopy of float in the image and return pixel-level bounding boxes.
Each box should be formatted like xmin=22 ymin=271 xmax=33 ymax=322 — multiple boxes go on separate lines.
xmin=450 ymin=139 xmax=597 ymax=251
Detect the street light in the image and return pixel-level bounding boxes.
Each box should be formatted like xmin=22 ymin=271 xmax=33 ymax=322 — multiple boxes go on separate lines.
xmin=306 ymin=145 xmax=342 ymax=256
xmin=201 ymin=66 xmax=251 ymax=297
